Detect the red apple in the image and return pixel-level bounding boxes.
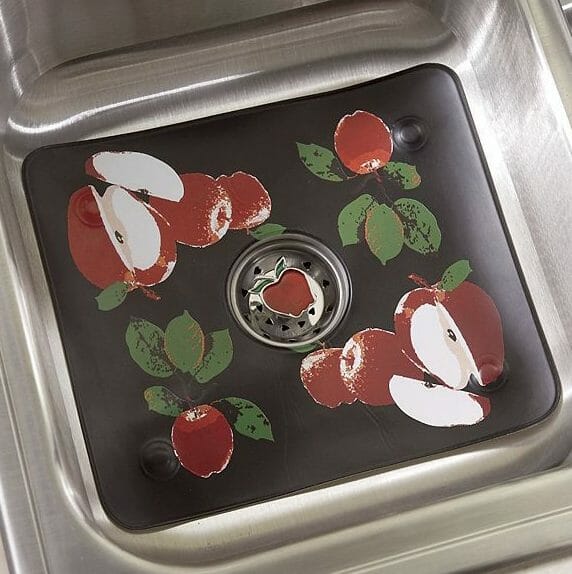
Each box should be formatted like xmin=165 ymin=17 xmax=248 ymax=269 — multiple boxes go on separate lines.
xmin=442 ymin=282 xmax=504 ymax=387
xmin=151 ymin=173 xmax=232 ymax=247
xmin=68 ymin=185 xmax=177 ymax=289
xmin=389 ymin=376 xmax=491 ymax=427
xmin=217 ymin=172 xmax=271 ymax=230
xmin=340 ymin=328 xmax=423 ymax=406
xmin=394 ymin=281 xmax=504 ymax=390
xmin=171 ymin=405 xmax=234 ymax=478
xmin=300 ymin=348 xmax=356 ymax=408
xmin=334 ymin=110 xmax=393 ymax=174
xmin=261 ymin=269 xmax=315 ymax=317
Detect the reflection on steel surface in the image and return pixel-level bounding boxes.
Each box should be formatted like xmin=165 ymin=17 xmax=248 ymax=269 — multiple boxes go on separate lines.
xmin=0 ymin=0 xmax=571 ymax=572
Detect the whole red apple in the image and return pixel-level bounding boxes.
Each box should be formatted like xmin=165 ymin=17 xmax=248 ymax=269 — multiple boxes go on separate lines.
xmin=217 ymin=171 xmax=271 ymax=230
xmin=171 ymin=405 xmax=234 ymax=478
xmin=150 ymin=173 xmax=232 ymax=247
xmin=334 ymin=110 xmax=393 ymax=174
xmin=340 ymin=328 xmax=423 ymax=406
xmin=300 ymin=348 xmax=356 ymax=408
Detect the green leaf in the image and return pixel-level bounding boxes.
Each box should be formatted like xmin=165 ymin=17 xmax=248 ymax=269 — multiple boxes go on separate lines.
xmin=439 ymin=259 xmax=472 ymax=291
xmin=144 ymin=386 xmax=188 ymax=417
xmin=224 ymin=397 xmax=274 ymax=441
xmin=337 ymin=194 xmax=377 ymax=246
xmin=296 ymin=142 xmax=345 ymax=182
xmin=249 ymin=278 xmax=275 ymax=295
xmin=274 ymin=256 xmax=286 ymax=278
xmin=291 ymin=342 xmax=320 ymax=353
xmin=194 ymin=329 xmax=234 ymax=384
xmin=250 ymin=223 xmax=286 ymax=241
xmin=393 ymin=198 xmax=442 ymax=255
xmin=95 ymin=282 xmax=128 ymax=311
xmin=364 ymin=203 xmax=404 ymax=265
xmin=164 ymin=311 xmax=205 ymax=374
xmin=383 ymin=162 xmax=421 ymax=190
xmin=125 ymin=318 xmax=175 ymax=378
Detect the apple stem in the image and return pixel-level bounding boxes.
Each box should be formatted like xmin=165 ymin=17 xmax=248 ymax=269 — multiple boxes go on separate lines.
xmin=374 ymin=170 xmax=394 ymax=206
xmin=408 ymin=273 xmax=431 ymax=288
xmin=139 ymin=286 xmax=161 ymax=301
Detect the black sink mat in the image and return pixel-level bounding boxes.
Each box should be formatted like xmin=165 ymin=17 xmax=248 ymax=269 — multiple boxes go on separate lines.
xmin=22 ymin=65 xmax=558 ymax=529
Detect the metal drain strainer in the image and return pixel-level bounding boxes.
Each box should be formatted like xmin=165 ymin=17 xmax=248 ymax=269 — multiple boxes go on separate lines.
xmin=227 ymin=233 xmax=351 ymax=348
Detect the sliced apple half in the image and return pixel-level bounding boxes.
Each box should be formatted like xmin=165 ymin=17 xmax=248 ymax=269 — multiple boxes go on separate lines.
xmin=394 ymin=281 xmax=505 ymax=391
xmin=93 ymin=185 xmax=162 ymax=271
xmin=86 ymin=151 xmax=184 ymax=201
xmin=389 ymin=375 xmax=491 ymax=427
xmin=68 ymin=185 xmax=129 ymax=288
xmin=407 ymin=301 xmax=480 ymax=391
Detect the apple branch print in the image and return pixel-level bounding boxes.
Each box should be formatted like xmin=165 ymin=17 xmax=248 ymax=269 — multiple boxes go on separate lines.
xmin=300 ymin=260 xmax=507 ymax=428
xmin=68 ymin=151 xmax=281 ymax=310
xmin=125 ymin=311 xmax=273 ymax=478
xmin=296 ymin=110 xmax=441 ymax=264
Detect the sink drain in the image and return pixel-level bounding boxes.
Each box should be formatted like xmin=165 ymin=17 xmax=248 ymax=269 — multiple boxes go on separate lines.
xmin=227 ymin=233 xmax=351 ymax=348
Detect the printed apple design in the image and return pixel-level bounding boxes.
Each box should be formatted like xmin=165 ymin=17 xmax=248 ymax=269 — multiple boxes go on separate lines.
xmin=340 ymin=329 xmax=423 ymax=406
xmin=171 ymin=405 xmax=234 ymax=478
xmin=299 ymin=261 xmax=506 ymax=428
xmin=394 ymin=278 xmax=504 ymax=391
xmin=249 ymin=257 xmax=324 ymax=321
xmin=217 ymin=171 xmax=271 ymax=230
xmin=262 ymin=270 xmax=315 ymax=317
xmin=69 ymin=150 xmax=275 ymax=308
xmin=151 ymin=171 xmax=271 ymax=246
xmin=150 ymin=173 xmax=233 ymax=247
xmin=300 ymin=348 xmax=356 ymax=408
xmin=388 ymin=376 xmax=491 ymax=427
xmin=334 ymin=110 xmax=393 ymax=174
xmin=136 ymin=312 xmax=274 ymax=479
xmin=68 ymin=184 xmax=177 ymax=289
xmin=297 ymin=110 xmax=436 ymax=268
xmin=86 ymin=151 xmax=184 ymax=201
xmin=69 ymin=151 xmax=182 ymax=290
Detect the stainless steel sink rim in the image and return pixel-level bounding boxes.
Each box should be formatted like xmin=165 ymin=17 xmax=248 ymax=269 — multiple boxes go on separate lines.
xmin=0 ymin=0 xmax=571 ymax=572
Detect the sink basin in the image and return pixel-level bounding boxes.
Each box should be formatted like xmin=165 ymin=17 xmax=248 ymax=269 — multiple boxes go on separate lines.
xmin=1 ymin=0 xmax=572 ymax=571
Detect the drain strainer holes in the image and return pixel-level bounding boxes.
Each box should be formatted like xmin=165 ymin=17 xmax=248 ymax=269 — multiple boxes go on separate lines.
xmin=227 ymin=234 xmax=351 ymax=348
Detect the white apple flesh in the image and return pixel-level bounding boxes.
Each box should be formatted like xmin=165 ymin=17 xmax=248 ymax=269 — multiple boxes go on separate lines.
xmin=92 ymin=185 xmax=161 ymax=272
xmin=394 ymin=282 xmax=504 ymax=391
xmin=408 ymin=301 xmax=479 ymax=390
xmin=86 ymin=151 xmax=184 ymax=201
xmin=389 ymin=375 xmax=491 ymax=427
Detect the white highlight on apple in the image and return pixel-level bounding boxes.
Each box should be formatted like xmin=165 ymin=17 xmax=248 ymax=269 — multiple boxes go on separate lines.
xmin=208 ymin=197 xmax=232 ymax=239
xmin=340 ymin=337 xmax=362 ymax=380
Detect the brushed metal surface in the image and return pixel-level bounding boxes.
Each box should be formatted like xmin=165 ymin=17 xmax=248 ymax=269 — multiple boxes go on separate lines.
xmin=561 ymin=0 xmax=572 ymax=31
xmin=0 ymin=0 xmax=571 ymax=572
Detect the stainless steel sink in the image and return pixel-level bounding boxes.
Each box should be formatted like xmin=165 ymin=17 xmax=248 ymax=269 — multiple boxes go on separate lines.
xmin=1 ymin=0 xmax=572 ymax=572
